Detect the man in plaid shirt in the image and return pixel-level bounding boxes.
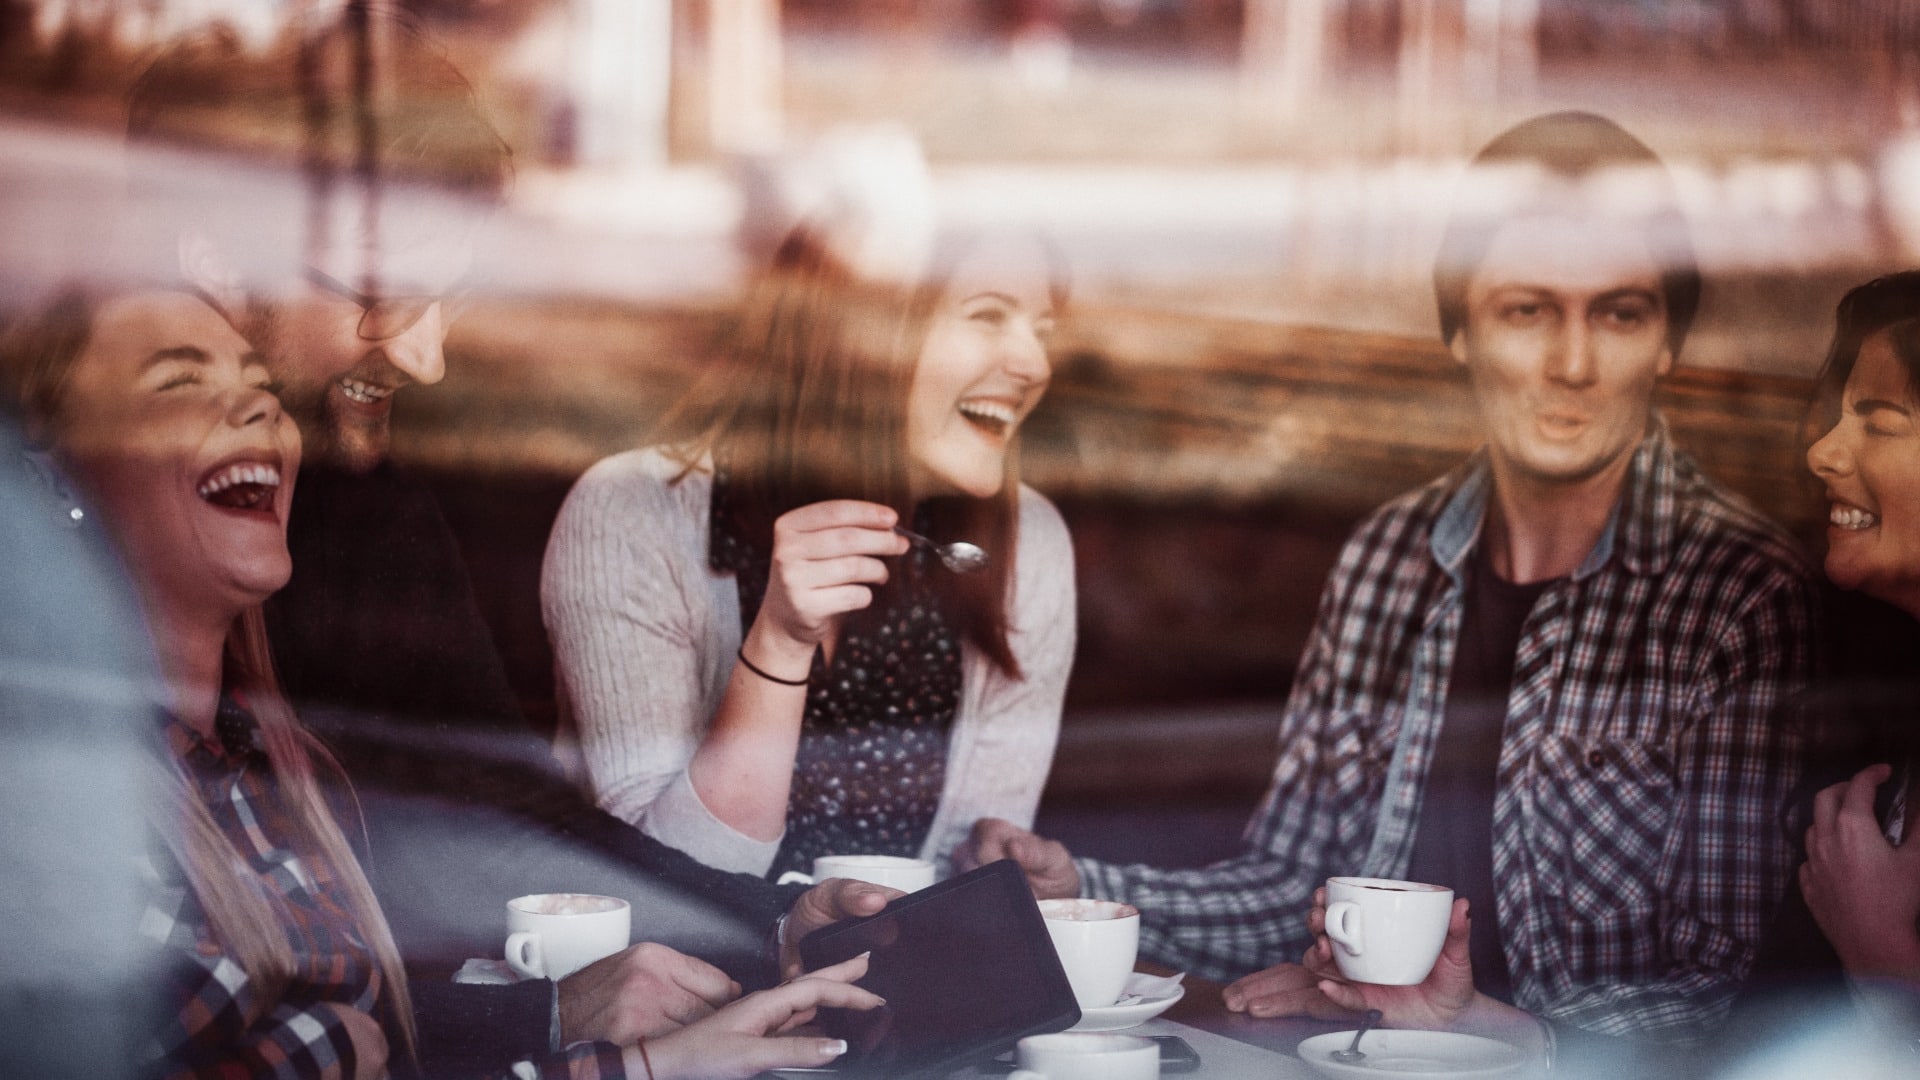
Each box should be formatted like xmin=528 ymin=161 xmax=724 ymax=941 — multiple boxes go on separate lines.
xmin=961 ymin=112 xmax=1817 ymax=1052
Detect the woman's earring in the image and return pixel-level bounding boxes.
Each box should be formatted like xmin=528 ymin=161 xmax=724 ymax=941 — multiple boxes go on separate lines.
xmin=19 ymin=448 xmax=86 ymax=529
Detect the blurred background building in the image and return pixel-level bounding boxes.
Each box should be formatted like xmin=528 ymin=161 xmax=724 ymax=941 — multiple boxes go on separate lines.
xmin=2 ymin=0 xmax=1915 ymax=862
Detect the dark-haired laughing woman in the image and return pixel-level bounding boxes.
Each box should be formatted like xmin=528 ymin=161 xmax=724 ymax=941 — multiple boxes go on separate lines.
xmin=543 ymin=228 xmax=1076 ymax=882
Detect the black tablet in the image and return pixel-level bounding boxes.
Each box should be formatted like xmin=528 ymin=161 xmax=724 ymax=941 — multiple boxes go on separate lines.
xmin=795 ymin=858 xmax=1082 ymax=1079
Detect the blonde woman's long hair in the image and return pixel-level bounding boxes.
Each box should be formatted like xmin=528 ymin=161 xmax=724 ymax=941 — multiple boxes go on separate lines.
xmin=173 ymin=609 xmax=416 ymax=1056
xmin=5 ymin=286 xmax=415 ymax=1058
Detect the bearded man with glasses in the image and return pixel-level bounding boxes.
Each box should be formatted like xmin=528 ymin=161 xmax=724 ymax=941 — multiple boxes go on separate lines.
xmin=123 ymin=11 xmax=892 ymax=1076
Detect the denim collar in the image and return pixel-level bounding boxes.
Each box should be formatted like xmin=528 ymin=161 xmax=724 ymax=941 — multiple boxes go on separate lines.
xmin=1429 ymin=415 xmax=1676 ymax=588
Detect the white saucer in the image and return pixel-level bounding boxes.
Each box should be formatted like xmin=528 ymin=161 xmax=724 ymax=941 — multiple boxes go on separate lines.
xmin=1068 ymin=984 xmax=1184 ymax=1031
xmin=1296 ymin=1029 xmax=1530 ymax=1079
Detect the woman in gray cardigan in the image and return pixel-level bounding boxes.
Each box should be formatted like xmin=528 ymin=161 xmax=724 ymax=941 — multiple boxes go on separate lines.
xmin=543 ymin=226 xmax=1076 ymax=880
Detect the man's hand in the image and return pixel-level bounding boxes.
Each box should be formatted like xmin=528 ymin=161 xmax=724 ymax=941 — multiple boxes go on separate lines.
xmin=781 ymin=879 xmax=901 ymax=979
xmin=559 ymin=942 xmax=741 ymax=1044
xmin=1294 ymin=890 xmax=1548 ymax=1059
xmin=953 ymin=818 xmax=1080 ymax=899
xmin=1223 ymin=960 xmax=1359 ymax=1020
xmin=1301 ymin=888 xmax=1476 ymax=1031
xmin=1803 ymin=764 xmax=1920 ymax=979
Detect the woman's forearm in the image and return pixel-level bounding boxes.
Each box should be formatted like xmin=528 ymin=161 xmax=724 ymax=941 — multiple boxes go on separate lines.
xmin=684 ymin=618 xmax=815 ymax=843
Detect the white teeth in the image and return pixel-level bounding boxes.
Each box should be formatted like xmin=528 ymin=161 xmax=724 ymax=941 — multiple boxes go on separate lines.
xmin=957 ymin=400 xmax=1017 ymax=427
xmin=340 ymin=378 xmax=392 ymax=405
xmin=1830 ymin=505 xmax=1879 ymax=531
xmin=197 ymin=462 xmax=282 ymax=499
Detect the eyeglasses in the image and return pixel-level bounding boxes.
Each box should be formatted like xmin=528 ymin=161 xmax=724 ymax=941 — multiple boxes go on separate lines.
xmin=303 ymin=265 xmax=463 ymax=341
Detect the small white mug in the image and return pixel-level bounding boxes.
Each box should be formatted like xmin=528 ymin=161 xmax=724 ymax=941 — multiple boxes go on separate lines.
xmin=775 ymin=854 xmax=936 ymax=892
xmin=1037 ymin=898 xmax=1140 ymax=1010
xmin=1009 ymin=1032 xmax=1158 ymax=1080
xmin=504 ymin=893 xmax=630 ymax=981
xmin=1323 ymin=876 xmax=1454 ymax=986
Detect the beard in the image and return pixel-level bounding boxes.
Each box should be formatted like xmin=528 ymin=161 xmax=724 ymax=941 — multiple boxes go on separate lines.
xmin=239 ymin=296 xmax=327 ymax=434
xmin=236 ymin=295 xmax=391 ymax=473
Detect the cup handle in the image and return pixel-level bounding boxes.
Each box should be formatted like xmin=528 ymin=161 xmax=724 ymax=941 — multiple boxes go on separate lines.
xmin=775 ymin=871 xmax=816 ymax=887
xmin=505 ymin=931 xmax=546 ymax=979
xmin=1324 ymin=900 xmax=1364 ymax=957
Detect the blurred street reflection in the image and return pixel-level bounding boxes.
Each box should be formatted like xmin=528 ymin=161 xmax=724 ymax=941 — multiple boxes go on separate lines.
xmin=2 ymin=0 xmax=1918 ymax=1015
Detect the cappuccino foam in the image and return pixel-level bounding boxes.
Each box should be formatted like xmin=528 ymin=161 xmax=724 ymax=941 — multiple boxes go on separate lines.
xmin=1041 ymin=898 xmax=1140 ymax=922
xmin=516 ymin=893 xmax=624 ymax=916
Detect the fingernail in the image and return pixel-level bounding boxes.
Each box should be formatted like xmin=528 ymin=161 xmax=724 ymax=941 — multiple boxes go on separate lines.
xmin=821 ymin=1039 xmax=848 ymax=1057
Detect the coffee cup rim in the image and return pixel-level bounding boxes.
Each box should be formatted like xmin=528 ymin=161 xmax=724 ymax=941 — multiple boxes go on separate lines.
xmin=813 ymin=854 xmax=935 ymax=868
xmin=1037 ymin=897 xmax=1141 ymax=921
xmin=1019 ymin=1032 xmax=1155 ymax=1055
xmin=507 ymin=892 xmax=630 ymax=916
xmin=1326 ymin=876 xmax=1450 ymax=894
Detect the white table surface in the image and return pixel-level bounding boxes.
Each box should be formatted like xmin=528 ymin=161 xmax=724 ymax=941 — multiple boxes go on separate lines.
xmin=1127 ymin=1017 xmax=1320 ymax=1079
xmin=927 ymin=1017 xmax=1318 ymax=1080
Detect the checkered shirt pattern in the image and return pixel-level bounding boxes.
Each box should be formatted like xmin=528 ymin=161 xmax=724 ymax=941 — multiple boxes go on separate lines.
xmin=144 ymin=698 xmax=383 ymax=1079
xmin=1077 ymin=422 xmax=1818 ymax=1042
xmin=145 ymin=699 xmax=628 ymax=1079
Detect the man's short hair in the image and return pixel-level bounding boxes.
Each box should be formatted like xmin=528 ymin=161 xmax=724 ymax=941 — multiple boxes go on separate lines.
xmin=126 ymin=12 xmax=511 ymax=199
xmin=1433 ymin=111 xmax=1701 ymax=358
xmin=121 ymin=10 xmax=511 ymax=289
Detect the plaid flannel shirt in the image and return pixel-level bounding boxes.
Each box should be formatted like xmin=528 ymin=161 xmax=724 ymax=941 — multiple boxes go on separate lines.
xmin=144 ymin=697 xmax=386 ymax=1079
xmin=1078 ymin=422 xmax=1817 ymax=1041
xmin=145 ymin=697 xmax=628 ymax=1080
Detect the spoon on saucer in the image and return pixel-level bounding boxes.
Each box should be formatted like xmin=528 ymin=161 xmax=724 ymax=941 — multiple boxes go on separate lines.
xmin=1329 ymin=1009 xmax=1382 ymax=1064
xmin=893 ymin=525 xmax=989 ymax=574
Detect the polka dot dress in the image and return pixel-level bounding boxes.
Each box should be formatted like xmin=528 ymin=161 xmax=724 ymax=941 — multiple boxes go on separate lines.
xmin=710 ymin=480 xmax=962 ymax=880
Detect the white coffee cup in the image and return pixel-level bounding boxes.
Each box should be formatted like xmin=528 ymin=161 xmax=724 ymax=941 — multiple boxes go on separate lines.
xmin=1009 ymin=1032 xmax=1158 ymax=1080
xmin=504 ymin=893 xmax=631 ymax=981
xmin=1037 ymin=898 xmax=1140 ymax=1010
xmin=775 ymin=854 xmax=936 ymax=892
xmin=1323 ymin=876 xmax=1454 ymax=986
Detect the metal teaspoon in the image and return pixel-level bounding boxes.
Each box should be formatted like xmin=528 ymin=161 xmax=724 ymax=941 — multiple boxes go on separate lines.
xmin=893 ymin=525 xmax=989 ymax=574
xmin=1330 ymin=1009 xmax=1383 ymax=1064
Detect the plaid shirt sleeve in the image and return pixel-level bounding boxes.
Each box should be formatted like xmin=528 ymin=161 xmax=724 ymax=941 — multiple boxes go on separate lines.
xmin=146 ymin=703 xmax=389 ymax=1080
xmin=1074 ymin=530 xmax=1390 ymax=982
xmin=1528 ymin=560 xmax=1817 ymax=1039
xmin=153 ymin=955 xmax=369 ymax=1080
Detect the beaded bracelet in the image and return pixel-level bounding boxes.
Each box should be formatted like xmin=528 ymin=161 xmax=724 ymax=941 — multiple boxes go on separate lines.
xmin=737 ymin=645 xmax=810 ymax=686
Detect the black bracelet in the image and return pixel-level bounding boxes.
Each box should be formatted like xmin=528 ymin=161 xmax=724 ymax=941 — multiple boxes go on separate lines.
xmin=737 ymin=645 xmax=810 ymax=686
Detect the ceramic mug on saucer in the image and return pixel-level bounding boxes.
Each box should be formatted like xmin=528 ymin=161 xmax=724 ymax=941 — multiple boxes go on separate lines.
xmin=1037 ymin=898 xmax=1140 ymax=1010
xmin=775 ymin=854 xmax=936 ymax=892
xmin=1008 ymin=1032 xmax=1158 ymax=1080
xmin=504 ymin=893 xmax=631 ymax=980
xmin=1323 ymin=876 xmax=1453 ymax=985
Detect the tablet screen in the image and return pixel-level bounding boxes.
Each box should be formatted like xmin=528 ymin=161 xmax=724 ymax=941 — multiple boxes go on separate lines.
xmin=797 ymin=859 xmax=1081 ymax=1079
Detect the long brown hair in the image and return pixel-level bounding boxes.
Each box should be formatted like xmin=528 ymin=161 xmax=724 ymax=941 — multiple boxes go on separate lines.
xmin=659 ymin=227 xmax=1066 ymax=675
xmin=3 ymin=285 xmax=416 ymax=1056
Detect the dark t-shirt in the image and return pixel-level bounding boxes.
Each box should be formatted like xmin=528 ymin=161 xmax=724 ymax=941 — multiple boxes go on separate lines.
xmin=1407 ymin=542 xmax=1554 ymax=1005
xmin=266 ymin=462 xmax=801 ymax=1070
